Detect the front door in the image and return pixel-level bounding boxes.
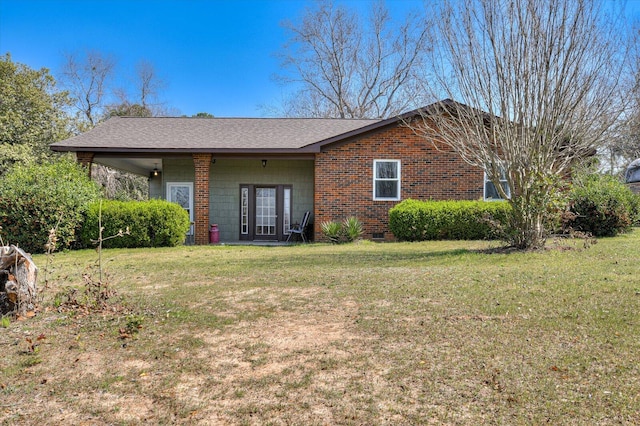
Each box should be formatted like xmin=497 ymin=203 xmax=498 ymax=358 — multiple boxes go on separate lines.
xmin=240 ymin=185 xmax=291 ymax=241
xmin=167 ymin=182 xmax=194 ymax=235
xmin=255 ymin=187 xmax=277 ymax=239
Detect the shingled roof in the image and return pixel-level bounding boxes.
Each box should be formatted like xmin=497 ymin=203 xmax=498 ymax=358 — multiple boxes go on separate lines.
xmin=50 ymin=116 xmax=383 ymax=154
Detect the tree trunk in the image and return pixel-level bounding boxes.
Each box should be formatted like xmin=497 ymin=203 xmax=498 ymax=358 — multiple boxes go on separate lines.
xmin=0 ymin=246 xmax=38 ymax=316
xmin=508 ymin=195 xmax=547 ymax=250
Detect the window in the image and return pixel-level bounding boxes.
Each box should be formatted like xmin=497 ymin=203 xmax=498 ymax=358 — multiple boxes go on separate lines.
xmin=283 ymin=187 xmax=291 ymax=234
xmin=484 ymin=169 xmax=510 ymax=201
xmin=373 ymin=160 xmax=401 ymax=200
xmin=241 ymin=187 xmax=249 ymax=235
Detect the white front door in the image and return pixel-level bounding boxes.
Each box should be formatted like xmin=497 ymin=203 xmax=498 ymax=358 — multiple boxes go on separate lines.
xmin=167 ymin=182 xmax=194 ymax=234
xmin=255 ymin=187 xmax=277 ymax=238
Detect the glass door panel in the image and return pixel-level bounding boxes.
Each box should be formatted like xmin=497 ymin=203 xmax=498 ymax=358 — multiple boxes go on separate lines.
xmin=255 ymin=187 xmax=276 ymax=237
xmin=167 ymin=182 xmax=194 ymax=235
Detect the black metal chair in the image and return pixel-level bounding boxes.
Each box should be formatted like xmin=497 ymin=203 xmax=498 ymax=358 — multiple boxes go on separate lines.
xmin=286 ymin=211 xmax=311 ymax=243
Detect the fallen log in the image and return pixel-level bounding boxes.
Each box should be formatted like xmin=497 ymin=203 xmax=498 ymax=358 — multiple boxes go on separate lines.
xmin=0 ymin=245 xmax=38 ymax=316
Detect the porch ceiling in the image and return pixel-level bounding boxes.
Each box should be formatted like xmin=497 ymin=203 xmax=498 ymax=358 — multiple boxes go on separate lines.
xmin=94 ymin=154 xmax=316 ymax=177
xmin=94 ymin=157 xmax=162 ymax=176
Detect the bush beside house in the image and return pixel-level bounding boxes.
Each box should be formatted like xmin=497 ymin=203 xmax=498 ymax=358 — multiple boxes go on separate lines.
xmin=567 ymin=174 xmax=640 ymax=237
xmin=0 ymin=158 xmax=101 ymax=253
xmin=81 ymin=199 xmax=191 ymax=248
xmin=389 ymin=199 xmax=511 ymax=241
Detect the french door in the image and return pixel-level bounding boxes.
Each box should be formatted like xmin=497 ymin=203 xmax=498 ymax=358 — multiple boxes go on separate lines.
xmin=240 ymin=184 xmax=291 ymax=241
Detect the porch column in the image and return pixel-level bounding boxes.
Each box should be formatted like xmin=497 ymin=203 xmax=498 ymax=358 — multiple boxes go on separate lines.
xmin=76 ymin=151 xmax=94 ymax=178
xmin=193 ymin=153 xmax=212 ymax=245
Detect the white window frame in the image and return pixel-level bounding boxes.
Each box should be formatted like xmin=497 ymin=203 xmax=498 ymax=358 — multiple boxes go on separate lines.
xmin=283 ymin=187 xmax=291 ymax=234
xmin=373 ymin=159 xmax=401 ymax=201
xmin=166 ymin=182 xmax=194 ymax=233
xmin=483 ymin=170 xmax=510 ymax=201
xmin=241 ymin=187 xmax=249 ymax=235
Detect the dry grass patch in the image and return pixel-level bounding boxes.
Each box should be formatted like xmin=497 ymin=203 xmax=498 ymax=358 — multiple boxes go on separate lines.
xmin=1 ymin=235 xmax=639 ymax=424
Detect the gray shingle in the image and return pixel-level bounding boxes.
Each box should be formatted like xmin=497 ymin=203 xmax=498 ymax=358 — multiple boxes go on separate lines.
xmin=51 ymin=116 xmax=382 ymax=152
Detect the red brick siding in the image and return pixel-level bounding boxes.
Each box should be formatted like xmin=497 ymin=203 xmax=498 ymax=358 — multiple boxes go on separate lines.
xmin=193 ymin=153 xmax=212 ymax=245
xmin=314 ymin=123 xmax=484 ymax=241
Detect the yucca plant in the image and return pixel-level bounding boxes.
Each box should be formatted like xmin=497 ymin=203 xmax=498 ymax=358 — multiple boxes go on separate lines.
xmin=321 ymin=221 xmax=343 ymax=244
xmin=343 ymin=216 xmax=363 ymax=242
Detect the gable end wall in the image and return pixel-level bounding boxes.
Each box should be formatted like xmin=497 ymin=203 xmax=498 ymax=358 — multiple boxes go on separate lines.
xmin=314 ymin=123 xmax=484 ymax=241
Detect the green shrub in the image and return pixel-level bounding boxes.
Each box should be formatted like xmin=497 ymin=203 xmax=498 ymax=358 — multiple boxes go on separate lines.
xmin=389 ymin=199 xmax=512 ymax=241
xmin=567 ymin=174 xmax=639 ymax=237
xmin=343 ymin=217 xmax=364 ymax=242
xmin=0 ymin=158 xmax=101 ymax=253
xmin=321 ymin=221 xmax=343 ymax=244
xmin=320 ymin=217 xmax=364 ymax=244
xmin=80 ymin=199 xmax=190 ymax=248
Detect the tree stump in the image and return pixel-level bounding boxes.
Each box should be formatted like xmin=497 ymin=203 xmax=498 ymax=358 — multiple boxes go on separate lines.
xmin=0 ymin=245 xmax=38 ymax=317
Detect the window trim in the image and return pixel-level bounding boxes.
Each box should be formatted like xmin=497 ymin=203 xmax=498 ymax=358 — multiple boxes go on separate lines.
xmin=373 ymin=159 xmax=401 ymax=201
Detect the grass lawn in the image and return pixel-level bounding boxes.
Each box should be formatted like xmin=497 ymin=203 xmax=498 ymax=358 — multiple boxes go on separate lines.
xmin=1 ymin=231 xmax=639 ymax=425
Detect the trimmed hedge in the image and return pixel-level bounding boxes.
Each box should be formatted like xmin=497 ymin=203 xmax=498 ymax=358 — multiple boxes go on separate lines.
xmin=0 ymin=158 xmax=101 ymax=253
xmin=389 ymin=199 xmax=511 ymax=241
xmin=568 ymin=174 xmax=640 ymax=237
xmin=80 ymin=199 xmax=191 ymax=248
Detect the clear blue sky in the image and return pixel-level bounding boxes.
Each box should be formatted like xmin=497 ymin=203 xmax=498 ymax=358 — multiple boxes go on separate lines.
xmin=0 ymin=0 xmax=425 ymax=117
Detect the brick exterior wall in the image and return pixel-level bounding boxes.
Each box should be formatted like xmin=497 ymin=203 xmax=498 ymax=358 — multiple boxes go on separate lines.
xmin=193 ymin=153 xmax=212 ymax=245
xmin=314 ymin=123 xmax=484 ymax=241
xmin=75 ymin=151 xmax=95 ymax=177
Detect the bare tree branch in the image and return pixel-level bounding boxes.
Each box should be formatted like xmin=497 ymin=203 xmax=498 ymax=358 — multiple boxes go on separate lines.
xmin=275 ymin=0 xmax=431 ymax=118
xmin=413 ymin=0 xmax=633 ymax=248
xmin=59 ymin=50 xmax=116 ymax=127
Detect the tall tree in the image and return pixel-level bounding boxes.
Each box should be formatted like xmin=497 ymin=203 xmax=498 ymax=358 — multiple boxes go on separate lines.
xmin=112 ymin=60 xmax=168 ymax=117
xmin=413 ymin=0 xmax=632 ymax=249
xmin=58 ymin=52 xmax=161 ymax=200
xmin=135 ymin=60 xmax=165 ymax=112
xmin=59 ymin=50 xmax=116 ymax=129
xmin=276 ymin=0 xmax=429 ymax=118
xmin=100 ymin=61 xmax=166 ymax=200
xmin=0 ymin=53 xmax=71 ymax=174
xmin=105 ymin=102 xmax=153 ymax=118
xmin=604 ymin=63 xmax=640 ymax=174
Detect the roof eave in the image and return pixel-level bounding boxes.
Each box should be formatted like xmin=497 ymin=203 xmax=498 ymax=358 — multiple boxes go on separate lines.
xmin=299 ymin=102 xmax=457 ymax=150
xmin=51 ymin=146 xmax=321 ymax=154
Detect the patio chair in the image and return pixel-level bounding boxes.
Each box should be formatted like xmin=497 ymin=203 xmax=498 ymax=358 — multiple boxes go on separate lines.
xmin=286 ymin=211 xmax=311 ymax=243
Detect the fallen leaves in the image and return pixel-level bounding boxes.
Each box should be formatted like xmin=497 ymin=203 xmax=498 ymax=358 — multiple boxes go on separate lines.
xmin=23 ymin=333 xmax=46 ymax=353
xmin=118 ymin=328 xmax=133 ymax=340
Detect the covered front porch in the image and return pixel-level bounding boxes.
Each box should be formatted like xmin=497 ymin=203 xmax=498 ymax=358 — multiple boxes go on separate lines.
xmin=77 ymin=152 xmax=315 ymax=245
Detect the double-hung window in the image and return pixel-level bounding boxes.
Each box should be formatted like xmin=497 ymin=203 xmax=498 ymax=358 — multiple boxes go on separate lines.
xmin=484 ymin=168 xmax=510 ymax=201
xmin=373 ymin=160 xmax=401 ymax=200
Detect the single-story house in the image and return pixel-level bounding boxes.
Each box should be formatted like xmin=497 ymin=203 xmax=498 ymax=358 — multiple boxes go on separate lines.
xmin=51 ymin=99 xmax=501 ymax=244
